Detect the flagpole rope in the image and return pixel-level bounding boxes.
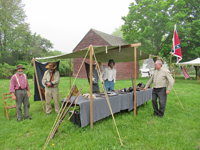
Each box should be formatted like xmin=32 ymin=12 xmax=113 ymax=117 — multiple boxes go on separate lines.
xmin=93 ymin=53 xmax=123 ymax=147
xmin=172 ymin=87 xmax=184 ymax=111
xmin=43 ymin=48 xmax=90 ymax=150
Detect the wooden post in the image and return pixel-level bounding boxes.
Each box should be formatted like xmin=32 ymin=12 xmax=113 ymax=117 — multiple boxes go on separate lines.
xmin=32 ymin=58 xmax=45 ymax=111
xmin=69 ymin=59 xmax=71 ymax=88
xmin=89 ymin=45 xmax=93 ymax=129
xmin=134 ymin=46 xmax=137 ymax=116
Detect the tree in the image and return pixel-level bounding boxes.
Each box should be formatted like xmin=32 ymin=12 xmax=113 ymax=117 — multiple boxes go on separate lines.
xmin=122 ymin=0 xmax=200 ymax=62
xmin=159 ymin=0 xmax=200 ymax=62
xmin=0 ymin=0 xmax=26 ymax=63
xmin=111 ymin=26 xmax=124 ymax=38
xmin=122 ymin=0 xmax=175 ymax=56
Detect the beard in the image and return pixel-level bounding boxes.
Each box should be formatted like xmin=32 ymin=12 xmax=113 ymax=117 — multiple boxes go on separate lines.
xmin=18 ymin=71 xmax=23 ymax=75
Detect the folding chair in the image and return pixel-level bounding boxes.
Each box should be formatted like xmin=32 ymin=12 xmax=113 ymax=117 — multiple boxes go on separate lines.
xmin=2 ymin=93 xmax=16 ymax=120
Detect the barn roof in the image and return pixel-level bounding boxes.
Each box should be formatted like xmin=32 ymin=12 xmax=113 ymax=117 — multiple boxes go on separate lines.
xmin=91 ymin=29 xmax=127 ymax=46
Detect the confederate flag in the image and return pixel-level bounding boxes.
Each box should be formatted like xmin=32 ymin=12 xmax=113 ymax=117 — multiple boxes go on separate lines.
xmin=172 ymin=24 xmax=182 ymax=63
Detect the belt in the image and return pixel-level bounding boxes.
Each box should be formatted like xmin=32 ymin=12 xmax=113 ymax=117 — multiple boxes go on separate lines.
xmin=105 ymin=79 xmax=114 ymax=82
xmin=16 ymin=88 xmax=26 ymax=90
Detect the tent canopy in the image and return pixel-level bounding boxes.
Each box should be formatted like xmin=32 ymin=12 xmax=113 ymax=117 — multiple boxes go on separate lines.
xmin=177 ymin=58 xmax=200 ymax=66
xmin=35 ymin=44 xmax=149 ymax=62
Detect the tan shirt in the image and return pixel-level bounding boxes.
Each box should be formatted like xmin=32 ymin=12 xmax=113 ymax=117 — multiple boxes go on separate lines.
xmin=145 ymin=67 xmax=174 ymax=91
xmin=42 ymin=70 xmax=60 ymax=88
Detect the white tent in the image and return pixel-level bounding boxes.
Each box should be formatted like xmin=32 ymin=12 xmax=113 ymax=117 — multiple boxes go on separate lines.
xmin=177 ymin=58 xmax=200 ymax=66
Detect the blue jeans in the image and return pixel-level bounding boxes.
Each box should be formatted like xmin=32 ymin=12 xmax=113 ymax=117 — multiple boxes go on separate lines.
xmin=104 ymin=80 xmax=115 ymax=91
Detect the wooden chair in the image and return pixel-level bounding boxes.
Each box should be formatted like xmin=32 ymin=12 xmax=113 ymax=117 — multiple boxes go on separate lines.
xmin=2 ymin=93 xmax=16 ymax=120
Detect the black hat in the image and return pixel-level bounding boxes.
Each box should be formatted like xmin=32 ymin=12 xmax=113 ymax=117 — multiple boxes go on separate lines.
xmin=108 ymin=59 xmax=115 ymax=67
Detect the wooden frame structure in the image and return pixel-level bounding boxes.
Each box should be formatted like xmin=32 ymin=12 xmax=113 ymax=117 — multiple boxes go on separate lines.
xmin=35 ymin=43 xmax=148 ymax=129
xmin=87 ymin=44 xmax=141 ymax=128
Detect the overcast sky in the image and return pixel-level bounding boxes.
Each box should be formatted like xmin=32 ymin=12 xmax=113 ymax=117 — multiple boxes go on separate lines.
xmin=22 ymin=0 xmax=134 ymax=54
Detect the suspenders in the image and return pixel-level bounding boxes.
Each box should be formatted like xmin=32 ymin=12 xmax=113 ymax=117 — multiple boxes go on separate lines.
xmin=15 ymin=74 xmax=26 ymax=89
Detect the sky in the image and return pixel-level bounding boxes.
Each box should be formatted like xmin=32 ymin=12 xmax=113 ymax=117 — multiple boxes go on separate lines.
xmin=22 ymin=0 xmax=134 ymax=54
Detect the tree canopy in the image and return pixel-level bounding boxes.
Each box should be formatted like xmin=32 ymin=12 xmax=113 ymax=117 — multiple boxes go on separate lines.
xmin=121 ymin=0 xmax=200 ymax=62
xmin=0 ymin=0 xmax=71 ymax=79
xmin=0 ymin=0 xmax=56 ymax=65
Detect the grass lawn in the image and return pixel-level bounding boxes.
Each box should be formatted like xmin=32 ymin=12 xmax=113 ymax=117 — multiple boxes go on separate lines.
xmin=0 ymin=77 xmax=200 ymax=150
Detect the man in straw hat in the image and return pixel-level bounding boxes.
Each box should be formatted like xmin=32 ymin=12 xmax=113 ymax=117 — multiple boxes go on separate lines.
xmin=9 ymin=64 xmax=32 ymax=122
xmin=42 ymin=62 xmax=60 ymax=115
xmin=143 ymin=60 xmax=174 ymax=118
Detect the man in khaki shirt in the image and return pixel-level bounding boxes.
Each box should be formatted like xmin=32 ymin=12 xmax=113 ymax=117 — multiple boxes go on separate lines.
xmin=143 ymin=60 xmax=174 ymax=118
xmin=42 ymin=62 xmax=60 ymax=115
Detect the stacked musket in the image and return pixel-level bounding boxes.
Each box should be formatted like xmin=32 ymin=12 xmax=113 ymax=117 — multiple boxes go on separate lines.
xmin=50 ymin=84 xmax=85 ymax=139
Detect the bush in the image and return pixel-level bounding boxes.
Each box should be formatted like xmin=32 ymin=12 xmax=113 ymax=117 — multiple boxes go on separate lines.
xmin=59 ymin=60 xmax=73 ymax=77
xmin=0 ymin=60 xmax=74 ymax=79
xmin=0 ymin=63 xmax=15 ymax=79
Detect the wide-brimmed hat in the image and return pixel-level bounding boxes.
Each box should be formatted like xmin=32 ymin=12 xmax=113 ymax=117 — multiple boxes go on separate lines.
xmin=45 ymin=62 xmax=57 ymax=70
xmin=108 ymin=59 xmax=115 ymax=66
xmin=15 ymin=64 xmax=25 ymax=70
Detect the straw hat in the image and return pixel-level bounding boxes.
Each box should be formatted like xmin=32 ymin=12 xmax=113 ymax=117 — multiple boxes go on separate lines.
xmin=15 ymin=64 xmax=25 ymax=70
xmin=45 ymin=62 xmax=57 ymax=70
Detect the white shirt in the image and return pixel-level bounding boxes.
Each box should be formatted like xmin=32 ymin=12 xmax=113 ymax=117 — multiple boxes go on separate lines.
xmin=101 ymin=67 xmax=116 ymax=83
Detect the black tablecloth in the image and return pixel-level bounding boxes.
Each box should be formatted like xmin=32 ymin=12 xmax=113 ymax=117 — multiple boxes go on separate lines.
xmin=61 ymin=88 xmax=152 ymax=127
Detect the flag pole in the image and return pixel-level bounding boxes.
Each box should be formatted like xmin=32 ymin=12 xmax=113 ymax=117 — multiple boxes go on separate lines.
xmin=169 ymin=53 xmax=172 ymax=71
xmin=32 ymin=58 xmax=45 ymax=111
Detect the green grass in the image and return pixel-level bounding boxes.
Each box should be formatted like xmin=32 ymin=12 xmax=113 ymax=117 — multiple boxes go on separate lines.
xmin=0 ymin=77 xmax=200 ymax=150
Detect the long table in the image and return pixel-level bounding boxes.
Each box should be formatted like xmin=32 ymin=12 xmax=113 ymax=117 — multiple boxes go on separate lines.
xmin=61 ymin=88 xmax=152 ymax=127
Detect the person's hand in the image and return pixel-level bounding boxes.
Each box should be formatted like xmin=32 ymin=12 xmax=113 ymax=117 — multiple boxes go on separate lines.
xmin=46 ymin=82 xmax=51 ymax=87
xmin=12 ymin=95 xmax=16 ymax=100
xmin=101 ymin=81 xmax=104 ymax=84
xmin=143 ymin=88 xmax=146 ymax=92
xmin=28 ymin=92 xmax=31 ymax=98
xmin=166 ymin=90 xmax=170 ymax=94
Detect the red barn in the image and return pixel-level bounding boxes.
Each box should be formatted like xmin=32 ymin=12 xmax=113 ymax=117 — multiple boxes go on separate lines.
xmin=73 ymin=29 xmax=139 ymax=80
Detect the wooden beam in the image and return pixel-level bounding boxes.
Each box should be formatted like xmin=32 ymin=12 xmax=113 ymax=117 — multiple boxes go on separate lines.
xmin=129 ymin=43 xmax=142 ymax=47
xmin=89 ymin=45 xmax=93 ymax=129
xmin=134 ymin=46 xmax=137 ymax=116
xmin=32 ymin=58 xmax=45 ymax=111
xmin=108 ymin=43 xmax=142 ymax=52
xmin=69 ymin=59 xmax=71 ymax=88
